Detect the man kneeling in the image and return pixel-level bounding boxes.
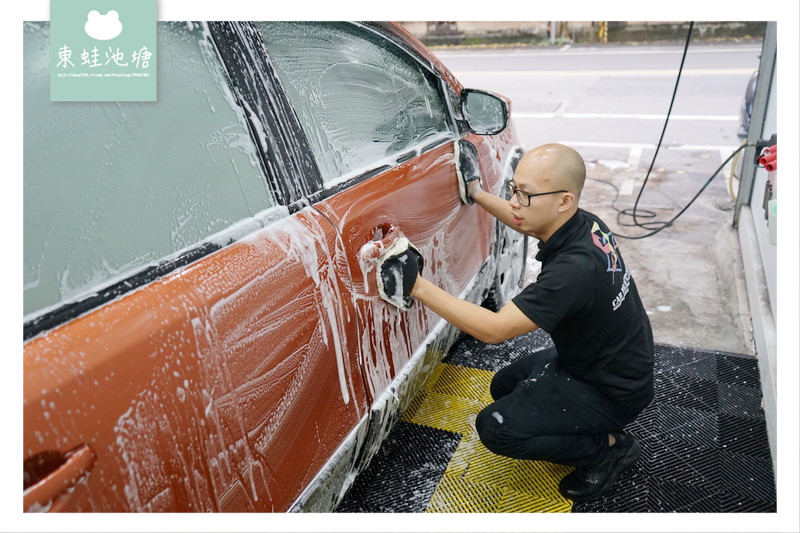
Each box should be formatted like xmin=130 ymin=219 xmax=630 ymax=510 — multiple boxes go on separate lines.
xmin=381 ymin=143 xmax=654 ymax=501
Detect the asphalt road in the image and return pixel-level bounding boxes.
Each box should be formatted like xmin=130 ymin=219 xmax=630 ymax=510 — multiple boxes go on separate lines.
xmin=435 ymin=42 xmax=761 ymax=154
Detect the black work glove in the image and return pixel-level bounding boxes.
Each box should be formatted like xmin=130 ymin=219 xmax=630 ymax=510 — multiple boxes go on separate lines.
xmin=378 ymin=238 xmax=424 ymax=310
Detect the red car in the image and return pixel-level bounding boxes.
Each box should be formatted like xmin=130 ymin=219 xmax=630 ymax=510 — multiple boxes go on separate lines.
xmin=23 ymin=21 xmax=526 ymax=512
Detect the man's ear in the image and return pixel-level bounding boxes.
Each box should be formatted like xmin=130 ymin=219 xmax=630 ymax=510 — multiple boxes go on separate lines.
xmin=558 ymin=192 xmax=577 ymax=212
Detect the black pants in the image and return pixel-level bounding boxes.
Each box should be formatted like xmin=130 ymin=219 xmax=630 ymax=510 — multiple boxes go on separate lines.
xmin=475 ymin=347 xmax=641 ymax=468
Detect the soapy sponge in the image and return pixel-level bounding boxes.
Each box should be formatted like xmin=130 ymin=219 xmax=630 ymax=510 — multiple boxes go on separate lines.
xmin=377 ymin=237 xmax=424 ymax=310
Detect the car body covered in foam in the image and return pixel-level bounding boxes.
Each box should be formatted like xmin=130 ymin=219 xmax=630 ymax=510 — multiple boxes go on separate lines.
xmin=23 ymin=21 xmax=526 ymax=512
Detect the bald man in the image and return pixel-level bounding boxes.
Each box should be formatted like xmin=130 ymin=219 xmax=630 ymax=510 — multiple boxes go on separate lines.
xmin=406 ymin=143 xmax=654 ymax=501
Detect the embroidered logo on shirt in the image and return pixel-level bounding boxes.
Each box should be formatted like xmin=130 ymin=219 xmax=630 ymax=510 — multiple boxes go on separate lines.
xmin=612 ymin=269 xmax=632 ymax=310
xmin=590 ymin=221 xmax=623 ymax=281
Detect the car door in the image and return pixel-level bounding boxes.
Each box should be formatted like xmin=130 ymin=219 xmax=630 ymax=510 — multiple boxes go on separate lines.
xmin=256 ymin=22 xmax=501 ymax=408
xmin=23 ymin=21 xmax=367 ymax=512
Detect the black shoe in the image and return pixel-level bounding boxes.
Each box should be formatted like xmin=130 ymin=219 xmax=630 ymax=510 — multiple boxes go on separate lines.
xmin=558 ymin=432 xmax=641 ymax=502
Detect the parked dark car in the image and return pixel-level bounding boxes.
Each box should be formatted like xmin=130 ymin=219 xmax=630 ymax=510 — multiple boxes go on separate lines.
xmin=23 ymin=21 xmax=526 ymax=512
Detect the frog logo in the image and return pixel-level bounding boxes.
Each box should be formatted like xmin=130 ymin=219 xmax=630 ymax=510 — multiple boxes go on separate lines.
xmin=591 ymin=221 xmax=622 ymax=281
xmin=84 ymin=10 xmax=123 ymax=41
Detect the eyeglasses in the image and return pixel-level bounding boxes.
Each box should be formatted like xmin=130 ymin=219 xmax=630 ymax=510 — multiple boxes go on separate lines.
xmin=505 ymin=180 xmax=567 ymax=207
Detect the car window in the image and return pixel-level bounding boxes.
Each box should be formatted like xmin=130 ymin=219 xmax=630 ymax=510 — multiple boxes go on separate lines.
xmin=24 ymin=22 xmax=276 ymax=319
xmin=256 ymin=22 xmax=451 ymax=185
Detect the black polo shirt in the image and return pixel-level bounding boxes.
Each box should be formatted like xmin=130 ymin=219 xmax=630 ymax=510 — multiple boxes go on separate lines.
xmin=512 ymin=209 xmax=654 ymax=416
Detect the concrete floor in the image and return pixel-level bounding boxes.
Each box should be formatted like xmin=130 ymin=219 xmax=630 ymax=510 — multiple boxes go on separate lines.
xmin=523 ymin=145 xmax=755 ymax=356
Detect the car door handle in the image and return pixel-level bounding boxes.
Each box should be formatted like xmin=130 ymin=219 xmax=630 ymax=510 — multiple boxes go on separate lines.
xmin=357 ymin=224 xmax=403 ymax=292
xmin=23 ymin=443 xmax=97 ymax=512
xmin=359 ymin=224 xmax=401 ymax=261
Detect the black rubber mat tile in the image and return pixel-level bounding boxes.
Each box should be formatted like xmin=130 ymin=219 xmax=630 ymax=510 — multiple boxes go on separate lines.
xmin=632 ymin=403 xmax=718 ymax=449
xmin=444 ymin=329 xmax=553 ymax=372
xmin=643 ymin=435 xmax=721 ymax=486
xmin=718 ymin=489 xmax=777 ymax=512
xmin=718 ymin=414 xmax=771 ymax=459
xmin=719 ymin=451 xmax=777 ymax=504
xmin=653 ymin=371 xmax=718 ymax=412
xmin=717 ymin=381 xmax=765 ymax=420
xmin=716 ymin=353 xmax=761 ymax=389
xmin=648 ymin=477 xmax=722 ymax=512
xmin=654 ymin=345 xmax=717 ymax=382
xmin=335 ymin=421 xmax=461 ymax=512
xmin=664 ymin=406 xmax=717 ymax=448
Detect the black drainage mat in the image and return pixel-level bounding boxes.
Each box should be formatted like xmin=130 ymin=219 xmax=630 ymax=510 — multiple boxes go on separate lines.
xmin=335 ymin=333 xmax=776 ymax=513
xmin=335 ymin=422 xmax=461 ymax=512
xmin=566 ymin=343 xmax=775 ymax=513
xmin=443 ymin=329 xmax=555 ymax=371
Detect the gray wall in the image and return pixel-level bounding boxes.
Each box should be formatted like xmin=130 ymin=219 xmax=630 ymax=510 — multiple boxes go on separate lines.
xmin=748 ymin=71 xmax=778 ymax=319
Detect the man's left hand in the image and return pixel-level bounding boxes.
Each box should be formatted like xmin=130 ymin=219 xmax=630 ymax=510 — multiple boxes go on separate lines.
xmin=378 ymin=238 xmax=424 ymax=309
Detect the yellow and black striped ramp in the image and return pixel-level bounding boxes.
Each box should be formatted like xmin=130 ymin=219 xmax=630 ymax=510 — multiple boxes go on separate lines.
xmin=335 ymin=330 xmax=776 ymax=513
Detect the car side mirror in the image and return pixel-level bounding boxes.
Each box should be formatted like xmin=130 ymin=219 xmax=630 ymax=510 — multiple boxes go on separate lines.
xmin=461 ymin=89 xmax=508 ymax=135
